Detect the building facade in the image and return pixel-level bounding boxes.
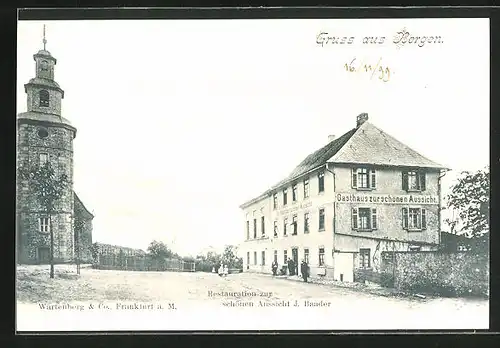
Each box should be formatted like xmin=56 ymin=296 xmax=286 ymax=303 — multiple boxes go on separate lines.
xmin=16 ymin=33 xmax=94 ymax=264
xmin=239 ymin=113 xmax=448 ymax=281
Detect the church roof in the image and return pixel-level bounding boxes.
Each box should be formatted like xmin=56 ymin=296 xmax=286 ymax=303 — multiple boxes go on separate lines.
xmin=34 ymin=49 xmax=56 ymax=62
xmin=240 ymin=115 xmax=447 ymax=209
xmin=26 ymin=77 xmax=61 ymax=89
xmin=74 ymin=192 xmax=94 ymax=219
xmin=17 ymin=111 xmax=75 ymax=132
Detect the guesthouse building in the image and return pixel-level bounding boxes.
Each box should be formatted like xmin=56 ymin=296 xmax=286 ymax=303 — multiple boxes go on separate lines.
xmin=239 ymin=113 xmax=449 ymax=281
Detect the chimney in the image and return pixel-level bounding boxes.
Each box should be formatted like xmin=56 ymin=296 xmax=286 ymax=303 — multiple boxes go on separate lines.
xmin=328 ymin=135 xmax=336 ymax=142
xmin=356 ymin=113 xmax=369 ymax=127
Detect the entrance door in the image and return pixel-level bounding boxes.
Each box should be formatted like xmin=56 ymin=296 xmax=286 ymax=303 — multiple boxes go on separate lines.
xmin=37 ymin=247 xmax=50 ymax=264
xmin=291 ymin=248 xmax=298 ymax=275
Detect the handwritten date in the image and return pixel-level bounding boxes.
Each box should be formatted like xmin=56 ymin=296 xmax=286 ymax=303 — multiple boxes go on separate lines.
xmin=344 ymin=57 xmax=391 ymax=82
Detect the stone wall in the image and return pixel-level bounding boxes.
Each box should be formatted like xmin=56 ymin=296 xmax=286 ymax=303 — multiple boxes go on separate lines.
xmin=390 ymin=251 xmax=489 ymax=297
xmin=17 ymin=122 xmax=75 ymax=264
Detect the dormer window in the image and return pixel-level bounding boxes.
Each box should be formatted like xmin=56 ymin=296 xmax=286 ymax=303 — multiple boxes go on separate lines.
xmin=41 ymin=60 xmax=49 ymax=71
xmin=39 ymin=90 xmax=49 ymax=107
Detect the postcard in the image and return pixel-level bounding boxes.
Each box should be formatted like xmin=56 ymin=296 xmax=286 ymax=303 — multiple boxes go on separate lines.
xmin=15 ymin=11 xmax=490 ymax=332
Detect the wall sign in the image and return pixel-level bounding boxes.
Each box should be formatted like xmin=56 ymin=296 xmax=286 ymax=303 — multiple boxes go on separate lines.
xmin=335 ymin=193 xmax=438 ymax=205
xmin=277 ymin=201 xmax=313 ymax=216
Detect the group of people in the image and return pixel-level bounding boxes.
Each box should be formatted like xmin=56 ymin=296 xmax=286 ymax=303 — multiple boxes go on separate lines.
xmin=212 ymin=264 xmax=229 ymax=277
xmin=271 ymin=258 xmax=310 ymax=283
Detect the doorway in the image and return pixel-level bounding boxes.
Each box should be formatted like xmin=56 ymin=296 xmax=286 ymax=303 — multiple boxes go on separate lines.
xmin=291 ymin=248 xmax=298 ymax=276
xmin=37 ymin=247 xmax=50 ymax=264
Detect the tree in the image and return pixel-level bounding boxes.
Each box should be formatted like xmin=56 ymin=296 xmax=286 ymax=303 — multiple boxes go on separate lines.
xmin=221 ymin=245 xmax=243 ymax=269
xmin=90 ymin=242 xmax=99 ymax=265
xmin=445 ymin=167 xmax=489 ymax=239
xmin=147 ymin=240 xmax=174 ymax=260
xmin=19 ymin=161 xmax=69 ymax=279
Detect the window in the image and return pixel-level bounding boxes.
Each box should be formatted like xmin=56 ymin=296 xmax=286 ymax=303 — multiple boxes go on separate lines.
xmin=261 ymin=216 xmax=265 ymax=237
xmin=246 ymin=221 xmax=250 ymax=240
xmin=273 ymin=221 xmax=278 ymax=237
xmin=352 ymin=208 xmax=377 ymax=231
xmin=304 ymin=213 xmax=310 ymax=233
xmin=304 ymin=248 xmax=309 ymax=263
xmin=39 ymin=217 xmax=50 ymax=232
xmin=41 ymin=60 xmax=48 ymax=71
xmin=359 ymin=249 xmax=371 ymax=268
xmin=303 ymin=179 xmax=309 ymax=198
xmin=402 ymin=170 xmax=426 ymax=191
xmin=409 ymin=245 xmax=421 ymax=252
xmin=292 ymin=184 xmax=298 ymax=202
xmin=283 ymin=250 xmax=288 ymax=264
xmin=283 ymin=218 xmax=288 ymax=236
xmin=253 ymin=218 xmax=257 ymax=238
xmin=318 ymin=209 xmax=325 ymax=231
xmin=283 ymin=188 xmax=288 ymax=206
xmin=254 ymin=251 xmax=257 ymax=265
xmin=246 ymin=252 xmax=250 ymax=268
xmin=37 ymin=127 xmax=48 ymax=139
xmin=318 ymin=172 xmax=325 ymax=193
xmin=274 ymin=250 xmax=278 ymax=263
xmin=352 ymin=167 xmax=376 ymax=189
xmin=292 ymin=215 xmax=298 ymax=235
xmin=402 ymin=208 xmax=427 ymax=230
xmin=39 ymin=90 xmax=49 ymax=107
xmin=318 ymin=248 xmax=325 ymax=266
xmin=261 ymin=251 xmax=266 ymax=265
xmin=273 ymin=193 xmax=278 ymax=210
xmin=39 ymin=153 xmax=48 ymax=167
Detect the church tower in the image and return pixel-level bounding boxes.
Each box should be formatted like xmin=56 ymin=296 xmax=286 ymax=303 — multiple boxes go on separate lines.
xmin=17 ymin=26 xmax=77 ymax=264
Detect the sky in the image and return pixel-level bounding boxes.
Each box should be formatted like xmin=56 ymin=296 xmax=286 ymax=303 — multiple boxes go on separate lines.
xmin=17 ymin=18 xmax=489 ymax=256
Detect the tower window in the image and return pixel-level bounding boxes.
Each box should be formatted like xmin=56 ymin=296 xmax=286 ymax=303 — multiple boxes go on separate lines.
xmin=41 ymin=60 xmax=49 ymax=71
xmin=37 ymin=127 xmax=48 ymax=139
xmin=39 ymin=90 xmax=49 ymax=107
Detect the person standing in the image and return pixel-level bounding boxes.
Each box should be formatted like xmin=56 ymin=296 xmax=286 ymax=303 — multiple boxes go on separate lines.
xmin=271 ymin=260 xmax=278 ymax=276
xmin=301 ymin=259 xmax=310 ymax=283
xmin=287 ymin=258 xmax=295 ymax=276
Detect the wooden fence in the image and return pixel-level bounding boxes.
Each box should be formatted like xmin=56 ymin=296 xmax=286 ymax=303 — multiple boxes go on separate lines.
xmin=94 ymin=254 xmax=195 ymax=272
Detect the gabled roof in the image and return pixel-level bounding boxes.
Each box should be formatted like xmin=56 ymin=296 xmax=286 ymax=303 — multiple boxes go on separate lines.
xmin=74 ymin=192 xmax=94 ymax=219
xmin=240 ymin=116 xmax=447 ymax=209
xmin=329 ymin=121 xmax=447 ymax=169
